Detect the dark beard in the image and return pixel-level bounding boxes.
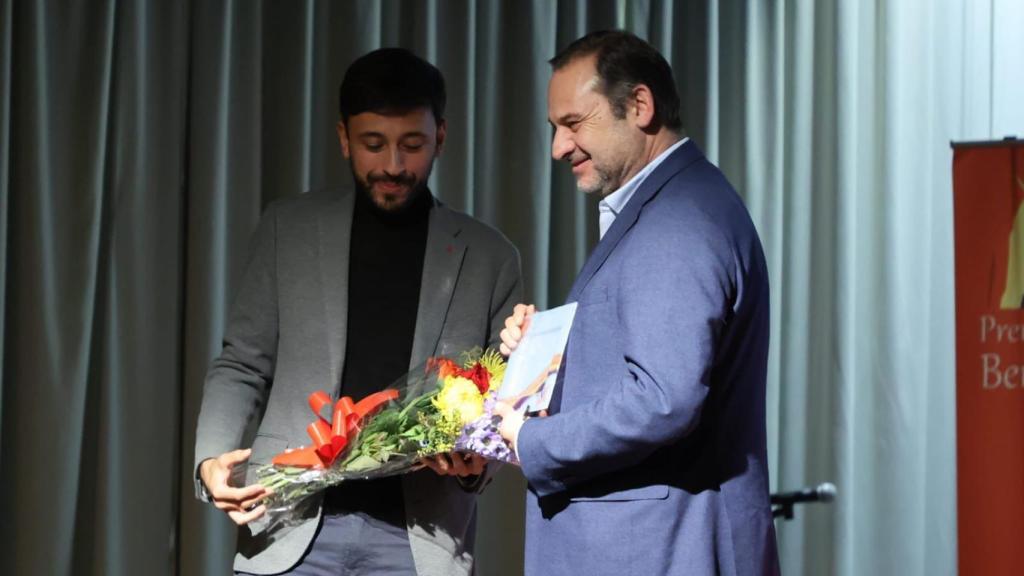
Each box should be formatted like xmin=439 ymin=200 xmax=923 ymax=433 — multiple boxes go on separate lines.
xmin=350 ymin=161 xmax=432 ymax=214
xmin=352 ymin=175 xmax=432 ymax=220
xmin=353 ymin=178 xmax=429 ymax=215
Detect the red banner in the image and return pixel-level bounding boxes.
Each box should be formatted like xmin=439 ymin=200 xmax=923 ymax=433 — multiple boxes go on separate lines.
xmin=953 ymin=140 xmax=1024 ymax=575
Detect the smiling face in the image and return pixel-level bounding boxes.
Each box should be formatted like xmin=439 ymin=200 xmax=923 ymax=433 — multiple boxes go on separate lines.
xmin=547 ymin=55 xmax=645 ymax=197
xmin=337 ymin=107 xmax=446 ymax=211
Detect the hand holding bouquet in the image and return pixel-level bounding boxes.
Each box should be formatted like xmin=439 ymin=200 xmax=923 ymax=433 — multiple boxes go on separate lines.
xmin=251 ymin=348 xmax=515 ymax=534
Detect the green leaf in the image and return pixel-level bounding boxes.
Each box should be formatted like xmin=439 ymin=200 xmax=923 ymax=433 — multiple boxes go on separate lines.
xmin=345 ymin=454 xmax=383 ymax=471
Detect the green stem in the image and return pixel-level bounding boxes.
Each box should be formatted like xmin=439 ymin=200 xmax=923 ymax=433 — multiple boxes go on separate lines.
xmin=398 ymin=389 xmax=438 ymax=420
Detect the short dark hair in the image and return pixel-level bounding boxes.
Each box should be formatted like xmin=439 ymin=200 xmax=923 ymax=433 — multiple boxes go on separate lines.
xmin=339 ymin=48 xmax=446 ymax=125
xmin=550 ymin=30 xmax=681 ymax=132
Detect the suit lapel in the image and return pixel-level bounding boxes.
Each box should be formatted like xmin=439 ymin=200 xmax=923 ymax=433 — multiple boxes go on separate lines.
xmin=410 ymin=201 xmax=466 ymax=368
xmin=567 ymin=140 xmax=705 ymax=301
xmin=319 ymin=190 xmax=356 ymax=395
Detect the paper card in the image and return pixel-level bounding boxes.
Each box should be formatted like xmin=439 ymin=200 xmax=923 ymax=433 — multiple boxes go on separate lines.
xmin=497 ymin=302 xmax=577 ymax=413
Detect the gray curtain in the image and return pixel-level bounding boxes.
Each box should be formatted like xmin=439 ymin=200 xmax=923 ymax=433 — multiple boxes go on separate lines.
xmin=1 ymin=0 xmax=189 ymax=574
xmin=4 ymin=0 xmax=1023 ymax=574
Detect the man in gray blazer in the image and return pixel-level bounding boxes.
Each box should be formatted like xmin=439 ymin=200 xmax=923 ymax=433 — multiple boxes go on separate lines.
xmin=194 ymin=48 xmax=522 ymax=575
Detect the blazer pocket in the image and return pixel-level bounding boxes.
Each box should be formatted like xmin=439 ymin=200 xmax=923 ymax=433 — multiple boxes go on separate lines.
xmin=569 ymin=483 xmax=669 ymax=502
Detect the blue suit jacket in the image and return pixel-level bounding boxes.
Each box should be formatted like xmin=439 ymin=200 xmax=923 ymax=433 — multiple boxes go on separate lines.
xmin=517 ymin=141 xmax=779 ymax=575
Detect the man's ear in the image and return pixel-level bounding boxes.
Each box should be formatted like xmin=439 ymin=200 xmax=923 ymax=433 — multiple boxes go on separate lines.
xmin=336 ymin=120 xmax=351 ymax=158
xmin=435 ymin=118 xmax=447 ymax=156
xmin=631 ymin=84 xmax=656 ymax=130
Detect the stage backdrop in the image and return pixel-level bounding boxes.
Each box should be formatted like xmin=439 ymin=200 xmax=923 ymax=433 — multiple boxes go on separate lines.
xmin=953 ymin=140 xmax=1024 ymax=575
xmin=3 ymin=1 xmax=1024 ymax=575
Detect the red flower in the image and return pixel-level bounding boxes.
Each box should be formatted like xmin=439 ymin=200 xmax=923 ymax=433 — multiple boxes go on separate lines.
xmin=459 ymin=362 xmax=491 ymax=394
xmin=430 ymin=357 xmax=490 ymax=394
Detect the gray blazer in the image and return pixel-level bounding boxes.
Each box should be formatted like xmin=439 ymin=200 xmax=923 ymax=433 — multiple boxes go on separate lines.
xmin=194 ymin=188 xmax=522 ymax=575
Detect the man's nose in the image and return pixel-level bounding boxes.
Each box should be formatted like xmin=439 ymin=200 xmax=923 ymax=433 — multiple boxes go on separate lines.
xmin=551 ymin=128 xmax=574 ymax=161
xmin=384 ymin=147 xmax=405 ymax=175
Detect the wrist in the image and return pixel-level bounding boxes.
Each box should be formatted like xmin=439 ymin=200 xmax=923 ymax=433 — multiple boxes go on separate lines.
xmin=197 ymin=458 xmax=216 ymax=502
xmin=199 ymin=458 xmax=214 ymax=480
xmin=512 ymin=415 xmax=530 ymax=455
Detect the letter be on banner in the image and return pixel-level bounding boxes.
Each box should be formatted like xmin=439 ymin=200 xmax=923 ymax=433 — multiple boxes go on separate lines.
xmin=982 ymin=353 xmax=1002 ymax=389
xmin=953 ymin=139 xmax=1024 ymax=575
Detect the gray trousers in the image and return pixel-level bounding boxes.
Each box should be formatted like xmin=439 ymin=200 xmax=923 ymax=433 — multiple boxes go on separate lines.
xmin=238 ymin=511 xmax=417 ymax=576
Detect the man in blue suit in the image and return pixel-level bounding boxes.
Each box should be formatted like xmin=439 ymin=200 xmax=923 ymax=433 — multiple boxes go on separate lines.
xmin=496 ymin=31 xmax=779 ymax=575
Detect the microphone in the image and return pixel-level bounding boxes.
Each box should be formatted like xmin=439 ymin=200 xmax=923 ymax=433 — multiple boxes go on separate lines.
xmin=770 ymin=482 xmax=837 ymax=506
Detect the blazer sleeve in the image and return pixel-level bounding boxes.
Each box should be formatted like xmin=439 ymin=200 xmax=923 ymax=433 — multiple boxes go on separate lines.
xmin=488 ymin=249 xmax=524 ymax=351
xmin=193 ymin=206 xmax=280 ymax=500
xmin=517 ymin=215 xmax=739 ymax=497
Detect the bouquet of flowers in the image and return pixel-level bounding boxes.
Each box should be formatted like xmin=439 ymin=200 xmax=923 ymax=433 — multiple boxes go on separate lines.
xmin=250 ymin=348 xmax=514 ymax=534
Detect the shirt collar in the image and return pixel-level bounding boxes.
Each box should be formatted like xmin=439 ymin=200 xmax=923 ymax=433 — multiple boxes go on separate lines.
xmin=598 ymin=137 xmax=688 ymax=237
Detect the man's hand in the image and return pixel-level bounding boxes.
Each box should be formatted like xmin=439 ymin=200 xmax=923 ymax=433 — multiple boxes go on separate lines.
xmin=199 ymin=449 xmax=272 ymax=526
xmin=499 ymin=303 xmax=536 ymax=356
xmin=420 ymin=452 xmax=487 ymax=477
xmin=492 ymin=401 xmax=547 ymax=461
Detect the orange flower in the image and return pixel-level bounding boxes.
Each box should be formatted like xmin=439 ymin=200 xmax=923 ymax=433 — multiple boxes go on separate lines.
xmin=434 ymin=358 xmax=459 ymax=380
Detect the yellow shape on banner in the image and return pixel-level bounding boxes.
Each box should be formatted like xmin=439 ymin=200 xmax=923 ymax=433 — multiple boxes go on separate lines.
xmin=1000 ymin=178 xmax=1024 ymax=309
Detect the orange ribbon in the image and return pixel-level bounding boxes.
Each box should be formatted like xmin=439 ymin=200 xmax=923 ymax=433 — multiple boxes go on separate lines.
xmin=271 ymin=389 xmax=400 ymax=468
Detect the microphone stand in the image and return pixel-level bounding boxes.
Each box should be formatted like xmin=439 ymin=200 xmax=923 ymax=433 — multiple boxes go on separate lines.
xmin=772 ymin=502 xmax=797 ymax=520
xmin=771 ymin=482 xmax=836 ymax=521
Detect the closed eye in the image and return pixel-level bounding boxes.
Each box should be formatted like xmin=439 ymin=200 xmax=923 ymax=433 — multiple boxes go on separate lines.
xmin=361 ymin=137 xmax=385 ymax=152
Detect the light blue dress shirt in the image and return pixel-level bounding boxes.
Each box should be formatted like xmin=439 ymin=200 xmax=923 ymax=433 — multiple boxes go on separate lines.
xmin=598 ymin=138 xmax=689 ymax=239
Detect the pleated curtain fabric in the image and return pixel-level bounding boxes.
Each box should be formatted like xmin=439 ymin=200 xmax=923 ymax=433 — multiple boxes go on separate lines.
xmin=2 ymin=1 xmax=1022 ymax=574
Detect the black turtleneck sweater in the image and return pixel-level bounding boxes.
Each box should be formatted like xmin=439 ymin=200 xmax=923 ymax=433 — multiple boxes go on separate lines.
xmin=323 ymin=187 xmax=431 ymax=526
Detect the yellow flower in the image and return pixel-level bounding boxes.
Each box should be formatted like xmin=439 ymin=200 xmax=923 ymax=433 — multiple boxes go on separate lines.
xmin=433 ymin=376 xmax=484 ymax=424
xmin=475 ymin=348 xmax=506 ymax=392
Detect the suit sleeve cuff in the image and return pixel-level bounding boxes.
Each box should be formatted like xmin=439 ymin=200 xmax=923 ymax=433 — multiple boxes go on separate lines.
xmin=516 ymin=417 xmax=569 ymax=497
xmin=195 ymin=459 xmax=213 ymax=503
